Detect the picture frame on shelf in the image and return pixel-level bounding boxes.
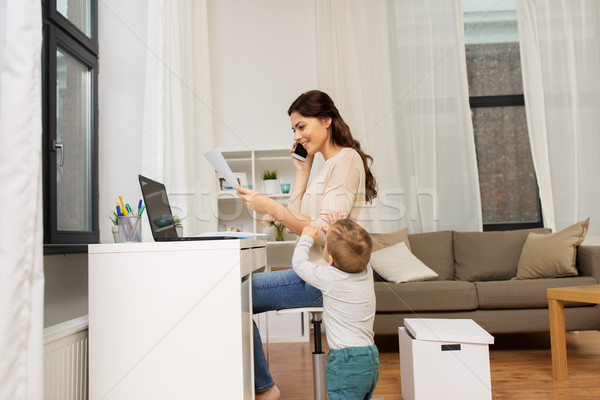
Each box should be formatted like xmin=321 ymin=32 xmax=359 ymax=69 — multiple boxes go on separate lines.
xmin=218 ymin=172 xmax=248 ymax=191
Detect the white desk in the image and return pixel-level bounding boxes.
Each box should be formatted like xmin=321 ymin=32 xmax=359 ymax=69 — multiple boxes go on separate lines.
xmin=88 ymin=240 xmax=266 ymax=400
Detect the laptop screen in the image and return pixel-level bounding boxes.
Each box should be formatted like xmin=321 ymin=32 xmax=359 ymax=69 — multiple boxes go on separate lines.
xmin=138 ymin=175 xmax=178 ymax=240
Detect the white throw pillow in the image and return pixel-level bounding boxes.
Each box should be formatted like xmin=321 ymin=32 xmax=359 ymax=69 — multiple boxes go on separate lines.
xmin=370 ymin=242 xmax=438 ymax=283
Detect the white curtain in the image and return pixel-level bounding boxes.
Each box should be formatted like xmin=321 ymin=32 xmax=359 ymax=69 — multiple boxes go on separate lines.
xmin=516 ymin=0 xmax=600 ymax=235
xmin=316 ymin=0 xmax=482 ymax=233
xmin=142 ymin=0 xmax=217 ymax=235
xmin=0 ymin=0 xmax=44 ymax=398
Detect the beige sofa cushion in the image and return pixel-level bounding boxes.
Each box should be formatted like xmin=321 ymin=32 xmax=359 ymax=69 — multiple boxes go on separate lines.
xmin=371 ymin=228 xmax=411 ymax=252
xmin=408 ymin=230 xmax=454 ymax=280
xmin=370 ymin=242 xmax=438 ymax=283
xmin=374 ymin=280 xmax=478 ymax=312
xmin=516 ymin=218 xmax=590 ymax=279
xmin=454 ymin=228 xmax=551 ymax=282
xmin=476 ymin=276 xmax=597 ymax=309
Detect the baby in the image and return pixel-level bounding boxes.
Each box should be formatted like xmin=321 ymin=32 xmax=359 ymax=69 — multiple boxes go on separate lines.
xmin=292 ymin=213 xmax=379 ymax=400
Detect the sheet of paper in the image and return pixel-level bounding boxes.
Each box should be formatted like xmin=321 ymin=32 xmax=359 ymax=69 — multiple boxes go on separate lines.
xmin=204 ymin=148 xmax=239 ymax=189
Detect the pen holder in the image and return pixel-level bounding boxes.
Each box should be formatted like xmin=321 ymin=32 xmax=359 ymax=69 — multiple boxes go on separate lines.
xmin=118 ymin=216 xmax=142 ymax=243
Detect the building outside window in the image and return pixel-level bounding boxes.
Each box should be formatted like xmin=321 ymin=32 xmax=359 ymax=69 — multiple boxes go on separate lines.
xmin=464 ymin=0 xmax=542 ymax=231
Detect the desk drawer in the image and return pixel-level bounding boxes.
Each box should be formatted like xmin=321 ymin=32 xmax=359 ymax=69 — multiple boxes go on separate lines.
xmin=240 ymin=249 xmax=252 ymax=278
xmin=252 ymin=247 xmax=266 ymax=272
xmin=240 ymin=247 xmax=266 ymax=277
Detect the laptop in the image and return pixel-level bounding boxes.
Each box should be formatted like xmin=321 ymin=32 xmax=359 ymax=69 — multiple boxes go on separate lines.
xmin=138 ymin=174 xmax=235 ymax=241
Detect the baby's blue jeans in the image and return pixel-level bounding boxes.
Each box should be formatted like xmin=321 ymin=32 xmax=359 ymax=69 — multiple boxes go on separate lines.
xmin=326 ymin=345 xmax=380 ymax=400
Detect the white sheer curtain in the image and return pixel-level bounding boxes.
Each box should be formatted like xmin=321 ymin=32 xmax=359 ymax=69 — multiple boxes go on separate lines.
xmin=316 ymin=0 xmax=482 ymax=233
xmin=516 ymin=0 xmax=600 ymax=235
xmin=0 ymin=0 xmax=44 ymax=398
xmin=142 ymin=0 xmax=217 ymax=235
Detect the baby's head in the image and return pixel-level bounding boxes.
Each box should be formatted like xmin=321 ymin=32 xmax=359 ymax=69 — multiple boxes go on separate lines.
xmin=324 ymin=219 xmax=372 ymax=273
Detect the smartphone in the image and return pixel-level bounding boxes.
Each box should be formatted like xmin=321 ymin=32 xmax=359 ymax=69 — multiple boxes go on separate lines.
xmin=292 ymin=143 xmax=308 ymax=162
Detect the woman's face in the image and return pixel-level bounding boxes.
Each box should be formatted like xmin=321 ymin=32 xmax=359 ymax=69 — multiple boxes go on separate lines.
xmin=290 ymin=111 xmax=331 ymax=155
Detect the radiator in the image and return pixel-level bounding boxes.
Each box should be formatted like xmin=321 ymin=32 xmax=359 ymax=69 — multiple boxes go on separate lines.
xmin=44 ymin=316 xmax=89 ymax=400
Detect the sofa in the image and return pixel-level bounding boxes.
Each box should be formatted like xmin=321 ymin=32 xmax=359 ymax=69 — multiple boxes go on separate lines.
xmin=369 ymin=221 xmax=600 ymax=336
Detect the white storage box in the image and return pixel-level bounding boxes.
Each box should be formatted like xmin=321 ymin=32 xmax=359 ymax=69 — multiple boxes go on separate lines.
xmin=399 ymin=318 xmax=494 ymax=400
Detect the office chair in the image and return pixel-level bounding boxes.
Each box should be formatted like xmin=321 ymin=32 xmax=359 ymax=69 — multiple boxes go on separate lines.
xmin=276 ymin=307 xmax=327 ymax=400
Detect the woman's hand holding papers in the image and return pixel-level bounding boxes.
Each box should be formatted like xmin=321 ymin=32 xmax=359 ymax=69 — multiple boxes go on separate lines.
xmin=235 ymin=186 xmax=277 ymax=214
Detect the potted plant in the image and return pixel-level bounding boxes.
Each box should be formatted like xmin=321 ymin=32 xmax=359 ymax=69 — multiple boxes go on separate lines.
xmin=262 ymin=169 xmax=279 ymax=195
xmin=109 ymin=211 xmax=119 ymax=242
xmin=173 ymin=214 xmax=183 ymax=237
xmin=261 ymin=214 xmax=286 ymax=241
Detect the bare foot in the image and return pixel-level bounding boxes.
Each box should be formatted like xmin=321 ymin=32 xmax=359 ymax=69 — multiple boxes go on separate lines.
xmin=255 ymin=385 xmax=280 ymax=400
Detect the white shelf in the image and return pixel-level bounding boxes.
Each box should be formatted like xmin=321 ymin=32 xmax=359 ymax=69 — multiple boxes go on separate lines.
xmin=219 ymin=149 xmax=254 ymax=159
xmin=265 ymin=240 xmax=296 ymax=246
xmin=217 ymin=147 xmax=296 ymax=236
xmin=225 ymin=157 xmax=253 ymax=162
xmin=216 ymin=147 xmax=308 ymax=345
xmin=217 ymin=193 xmax=290 ymax=200
xmin=254 ymin=148 xmax=292 ymax=157
xmin=255 ymin=156 xmax=291 ymax=161
xmin=217 ymin=191 xmax=239 ymax=199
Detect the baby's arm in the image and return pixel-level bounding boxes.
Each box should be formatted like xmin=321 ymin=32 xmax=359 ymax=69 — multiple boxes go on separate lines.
xmin=292 ymin=226 xmax=331 ymax=292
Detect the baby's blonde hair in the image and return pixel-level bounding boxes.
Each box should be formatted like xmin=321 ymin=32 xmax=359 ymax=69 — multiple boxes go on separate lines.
xmin=326 ymin=219 xmax=372 ymax=273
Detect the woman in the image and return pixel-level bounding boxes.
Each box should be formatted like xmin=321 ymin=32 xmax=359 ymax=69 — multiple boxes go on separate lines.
xmin=235 ymin=90 xmax=377 ymax=400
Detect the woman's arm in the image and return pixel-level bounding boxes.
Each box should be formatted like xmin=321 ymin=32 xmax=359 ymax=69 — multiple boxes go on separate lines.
xmin=235 ymin=145 xmax=315 ymax=235
xmin=287 ymin=169 xmax=309 ymax=212
xmin=235 ymin=186 xmax=312 ymax=236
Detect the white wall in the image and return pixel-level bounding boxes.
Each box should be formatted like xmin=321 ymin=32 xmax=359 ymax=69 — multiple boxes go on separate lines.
xmin=97 ymin=0 xmax=149 ymax=244
xmin=208 ymin=0 xmax=318 ymax=150
xmin=95 ymin=0 xmax=318 ymax=243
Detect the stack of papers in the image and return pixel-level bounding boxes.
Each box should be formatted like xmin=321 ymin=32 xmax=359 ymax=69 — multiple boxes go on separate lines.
xmin=195 ymin=232 xmax=268 ymax=239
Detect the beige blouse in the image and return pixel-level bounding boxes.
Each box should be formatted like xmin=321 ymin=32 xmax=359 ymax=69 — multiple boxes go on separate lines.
xmin=288 ymin=147 xmax=366 ymax=266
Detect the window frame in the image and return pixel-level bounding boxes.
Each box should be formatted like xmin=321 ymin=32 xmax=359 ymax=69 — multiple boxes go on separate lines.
xmin=48 ymin=0 xmax=98 ymax=55
xmin=42 ymin=0 xmax=99 ymax=249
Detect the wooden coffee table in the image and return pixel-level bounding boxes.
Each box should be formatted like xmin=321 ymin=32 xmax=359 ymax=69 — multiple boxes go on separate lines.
xmin=546 ymin=284 xmax=600 ymax=380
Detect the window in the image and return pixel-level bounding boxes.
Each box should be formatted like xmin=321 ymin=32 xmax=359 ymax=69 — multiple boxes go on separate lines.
xmin=464 ymin=0 xmax=542 ymax=231
xmin=42 ymin=0 xmax=99 ymax=248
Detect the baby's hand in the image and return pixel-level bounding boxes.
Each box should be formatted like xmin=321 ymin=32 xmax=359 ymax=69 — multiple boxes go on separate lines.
xmin=302 ymin=225 xmax=319 ymax=241
xmin=321 ymin=211 xmax=347 ymax=234
xmin=327 ymin=211 xmax=347 ymax=225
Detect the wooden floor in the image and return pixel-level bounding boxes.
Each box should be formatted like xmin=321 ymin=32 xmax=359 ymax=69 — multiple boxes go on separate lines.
xmin=267 ymin=330 xmax=600 ymax=399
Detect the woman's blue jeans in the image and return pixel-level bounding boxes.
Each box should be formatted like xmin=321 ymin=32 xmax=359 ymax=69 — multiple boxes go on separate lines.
xmin=252 ymin=269 xmax=323 ymax=392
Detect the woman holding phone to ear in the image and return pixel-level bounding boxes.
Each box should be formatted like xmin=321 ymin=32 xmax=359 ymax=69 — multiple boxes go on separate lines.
xmin=235 ymin=90 xmax=377 ymax=400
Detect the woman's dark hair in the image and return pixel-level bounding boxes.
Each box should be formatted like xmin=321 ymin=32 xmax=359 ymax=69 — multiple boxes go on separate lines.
xmin=288 ymin=90 xmax=378 ymax=203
